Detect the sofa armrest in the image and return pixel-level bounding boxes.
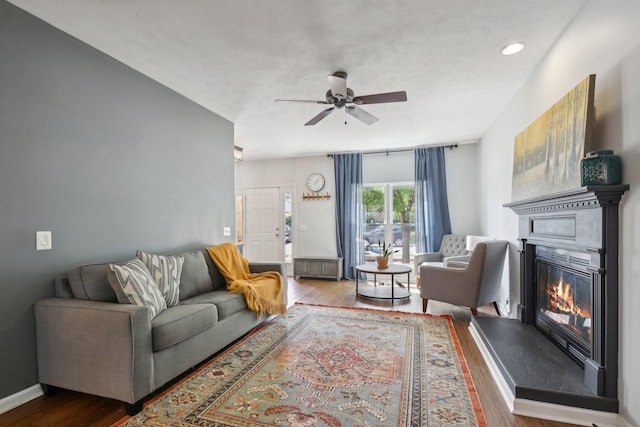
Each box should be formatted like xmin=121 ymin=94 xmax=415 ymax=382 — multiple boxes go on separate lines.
xmin=414 ymin=252 xmax=442 ymax=275
xmin=248 ymin=262 xmax=288 ymax=305
xmin=415 ymin=252 xmax=442 ymax=264
xmin=35 ymin=298 xmax=153 ymax=404
xmin=249 ymin=261 xmax=286 ymax=277
xmin=444 ymin=260 xmax=470 ymax=269
xmin=443 ymin=254 xmax=471 ymax=267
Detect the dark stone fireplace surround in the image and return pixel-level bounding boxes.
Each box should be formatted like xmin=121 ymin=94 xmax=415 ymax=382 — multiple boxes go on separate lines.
xmin=471 ymin=184 xmax=628 ymax=413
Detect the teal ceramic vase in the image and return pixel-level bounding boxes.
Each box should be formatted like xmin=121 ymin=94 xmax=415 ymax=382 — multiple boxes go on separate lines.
xmin=580 ymin=150 xmax=621 ymax=185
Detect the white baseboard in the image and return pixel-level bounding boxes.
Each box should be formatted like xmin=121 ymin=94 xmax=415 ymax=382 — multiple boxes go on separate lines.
xmin=617 ymin=415 xmax=635 ymax=427
xmin=0 ymin=384 xmax=43 ymax=415
xmin=468 ymin=322 xmax=621 ymax=427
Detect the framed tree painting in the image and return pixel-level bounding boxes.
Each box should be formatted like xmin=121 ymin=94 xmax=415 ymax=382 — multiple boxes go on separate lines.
xmin=511 ymin=75 xmax=595 ymax=202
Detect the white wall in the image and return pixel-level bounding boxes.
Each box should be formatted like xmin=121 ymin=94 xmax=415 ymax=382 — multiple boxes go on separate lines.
xmin=235 ymin=143 xmax=479 ymax=259
xmin=235 ymin=155 xmax=336 ymax=257
xmin=480 ymin=1 xmax=640 ymax=424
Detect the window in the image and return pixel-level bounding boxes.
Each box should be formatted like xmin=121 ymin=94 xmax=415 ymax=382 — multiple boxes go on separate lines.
xmin=363 ymin=183 xmax=415 ymax=268
xmin=284 ymin=192 xmax=292 ymax=264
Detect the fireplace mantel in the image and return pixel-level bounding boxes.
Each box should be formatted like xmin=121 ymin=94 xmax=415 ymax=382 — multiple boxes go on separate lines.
xmin=504 ymin=185 xmax=629 ymax=254
xmin=504 ymin=185 xmax=630 ymax=215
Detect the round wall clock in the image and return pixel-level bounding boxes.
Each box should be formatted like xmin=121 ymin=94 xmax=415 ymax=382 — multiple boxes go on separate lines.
xmin=306 ymin=173 xmax=326 ymax=192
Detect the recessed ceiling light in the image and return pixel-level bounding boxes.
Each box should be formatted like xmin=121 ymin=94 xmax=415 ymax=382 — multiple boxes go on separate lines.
xmin=501 ymin=42 xmax=525 ymax=56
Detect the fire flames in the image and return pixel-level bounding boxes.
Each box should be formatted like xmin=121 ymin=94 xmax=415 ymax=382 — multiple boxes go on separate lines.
xmin=546 ymin=277 xmax=591 ymax=319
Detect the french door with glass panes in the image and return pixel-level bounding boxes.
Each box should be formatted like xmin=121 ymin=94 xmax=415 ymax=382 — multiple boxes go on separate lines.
xmin=363 ymin=183 xmax=415 ymax=272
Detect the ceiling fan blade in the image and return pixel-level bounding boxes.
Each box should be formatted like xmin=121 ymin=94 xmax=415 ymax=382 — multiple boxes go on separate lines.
xmin=274 ymin=99 xmax=330 ymax=104
xmin=353 ymin=91 xmax=407 ymax=105
xmin=305 ymin=107 xmax=335 ymax=126
xmin=346 ymin=106 xmax=379 ymax=125
xmin=328 ymin=74 xmax=348 ymax=100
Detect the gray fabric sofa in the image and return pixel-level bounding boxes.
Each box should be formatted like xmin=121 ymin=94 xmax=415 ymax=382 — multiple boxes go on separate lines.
xmin=34 ymin=248 xmax=286 ymax=414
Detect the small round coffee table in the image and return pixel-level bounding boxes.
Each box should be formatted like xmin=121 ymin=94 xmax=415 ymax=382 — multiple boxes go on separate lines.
xmin=355 ymin=263 xmax=412 ymax=301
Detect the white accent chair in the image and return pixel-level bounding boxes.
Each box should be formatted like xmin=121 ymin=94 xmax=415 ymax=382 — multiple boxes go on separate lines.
xmin=414 ymin=234 xmax=469 ymax=278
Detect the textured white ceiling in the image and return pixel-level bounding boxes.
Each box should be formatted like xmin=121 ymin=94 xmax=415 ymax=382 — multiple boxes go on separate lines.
xmin=9 ymin=0 xmax=586 ymax=160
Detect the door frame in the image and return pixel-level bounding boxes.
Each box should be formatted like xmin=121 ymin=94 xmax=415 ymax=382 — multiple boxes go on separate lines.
xmin=236 ymin=184 xmax=296 ymax=272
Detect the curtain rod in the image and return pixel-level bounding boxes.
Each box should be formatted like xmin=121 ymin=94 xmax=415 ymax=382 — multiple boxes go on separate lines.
xmin=326 ymin=143 xmax=459 ymax=158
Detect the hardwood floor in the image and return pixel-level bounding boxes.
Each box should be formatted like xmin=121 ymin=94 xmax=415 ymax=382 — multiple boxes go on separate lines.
xmin=0 ymin=278 xmax=579 ymax=427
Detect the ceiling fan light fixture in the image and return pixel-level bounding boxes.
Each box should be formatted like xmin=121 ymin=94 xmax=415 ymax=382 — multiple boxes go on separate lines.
xmin=501 ymin=42 xmax=525 ymax=56
xmin=276 ymin=71 xmax=407 ymax=126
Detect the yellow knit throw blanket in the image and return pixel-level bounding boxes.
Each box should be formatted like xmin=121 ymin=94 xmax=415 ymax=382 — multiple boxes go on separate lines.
xmin=206 ymin=243 xmax=286 ymax=317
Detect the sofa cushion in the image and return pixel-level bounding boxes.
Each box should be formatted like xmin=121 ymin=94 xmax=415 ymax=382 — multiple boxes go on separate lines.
xmin=68 ymin=261 xmax=128 ymax=302
xmin=136 ymin=250 xmax=184 ymax=307
xmin=207 ymin=255 xmax=227 ymax=291
xmin=180 ymin=290 xmax=247 ymax=320
xmin=107 ymin=259 xmax=167 ymax=318
xmin=176 ymin=250 xmax=216 ymax=300
xmin=151 ymin=304 xmax=218 ymax=352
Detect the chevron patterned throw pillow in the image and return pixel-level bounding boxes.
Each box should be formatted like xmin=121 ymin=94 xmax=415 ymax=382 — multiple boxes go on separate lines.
xmin=108 ymin=259 xmax=167 ymax=318
xmin=136 ymin=250 xmax=184 ymax=307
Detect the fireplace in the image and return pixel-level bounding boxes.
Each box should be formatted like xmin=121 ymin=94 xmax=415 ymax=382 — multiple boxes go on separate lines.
xmin=467 ymin=186 xmax=628 ymax=422
xmin=506 ymin=185 xmax=628 ymax=400
xmin=535 ymin=248 xmax=592 ymax=364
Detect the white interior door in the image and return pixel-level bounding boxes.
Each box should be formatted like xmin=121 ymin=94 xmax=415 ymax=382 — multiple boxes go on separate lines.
xmin=245 ymin=187 xmax=282 ymax=262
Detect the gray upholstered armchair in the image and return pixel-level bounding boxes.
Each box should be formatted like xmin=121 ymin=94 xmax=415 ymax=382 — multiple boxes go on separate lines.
xmin=414 ymin=234 xmax=469 ymax=277
xmin=419 ymin=240 xmax=508 ymax=315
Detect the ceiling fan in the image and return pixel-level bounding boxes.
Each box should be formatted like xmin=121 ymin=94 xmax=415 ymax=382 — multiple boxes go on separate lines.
xmin=275 ymin=71 xmax=407 ymax=126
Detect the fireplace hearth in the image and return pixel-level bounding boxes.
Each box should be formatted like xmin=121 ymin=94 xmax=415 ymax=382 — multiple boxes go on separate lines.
xmin=471 ymin=185 xmax=628 ymax=420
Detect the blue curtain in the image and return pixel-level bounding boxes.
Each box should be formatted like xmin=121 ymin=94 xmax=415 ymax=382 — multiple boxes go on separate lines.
xmin=415 ymin=147 xmax=452 ymax=252
xmin=334 ymin=153 xmax=365 ymax=279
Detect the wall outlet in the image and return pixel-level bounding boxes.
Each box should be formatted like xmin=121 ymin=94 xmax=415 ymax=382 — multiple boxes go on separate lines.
xmin=223 ymin=226 xmax=231 ymax=236
xmin=36 ymin=231 xmax=52 ymax=250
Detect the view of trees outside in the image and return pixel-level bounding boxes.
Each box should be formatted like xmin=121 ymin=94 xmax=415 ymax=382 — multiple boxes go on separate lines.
xmin=363 ymin=184 xmax=415 ymax=264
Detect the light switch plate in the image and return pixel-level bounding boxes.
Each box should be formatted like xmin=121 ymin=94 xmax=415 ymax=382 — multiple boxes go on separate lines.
xmin=36 ymin=231 xmax=52 ymax=250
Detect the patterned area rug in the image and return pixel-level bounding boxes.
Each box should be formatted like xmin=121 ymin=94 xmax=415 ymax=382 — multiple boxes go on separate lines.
xmin=113 ymin=303 xmax=486 ymax=426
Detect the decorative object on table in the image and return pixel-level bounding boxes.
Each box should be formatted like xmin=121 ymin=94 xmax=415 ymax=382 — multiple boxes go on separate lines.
xmin=376 ymin=239 xmax=398 ymax=269
xmin=581 ymin=150 xmax=622 ymax=185
xmin=376 ymin=255 xmax=389 ymax=269
xmin=113 ymin=303 xmax=487 ymax=427
xmin=511 ymin=75 xmax=595 ymax=202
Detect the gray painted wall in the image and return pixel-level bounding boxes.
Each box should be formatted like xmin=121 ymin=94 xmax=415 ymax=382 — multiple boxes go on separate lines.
xmin=0 ymin=1 xmax=235 ymax=399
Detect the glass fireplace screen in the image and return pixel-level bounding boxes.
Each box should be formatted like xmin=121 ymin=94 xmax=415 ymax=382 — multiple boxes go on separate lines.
xmin=537 ymin=262 xmax=592 ymax=345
